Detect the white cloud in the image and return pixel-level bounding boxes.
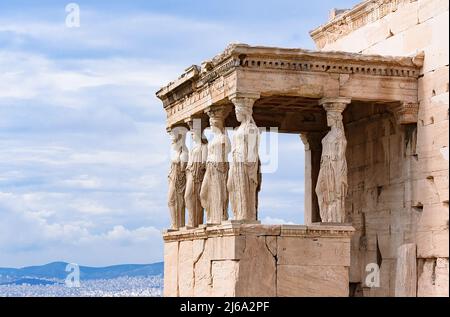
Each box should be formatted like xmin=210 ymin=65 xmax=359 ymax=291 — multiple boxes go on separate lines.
xmin=62 ymin=175 xmax=102 ymax=189
xmin=0 ymin=191 xmax=163 ymax=266
xmin=104 ymin=225 xmax=160 ymax=243
xmin=261 ymin=216 xmax=296 ymax=225
xmin=0 ymin=51 xmax=181 ymax=103
xmin=71 ymin=200 xmax=112 ymax=215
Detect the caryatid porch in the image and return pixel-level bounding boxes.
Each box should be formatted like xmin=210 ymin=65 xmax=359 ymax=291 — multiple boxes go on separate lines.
xmin=156 ymin=44 xmax=422 ymax=297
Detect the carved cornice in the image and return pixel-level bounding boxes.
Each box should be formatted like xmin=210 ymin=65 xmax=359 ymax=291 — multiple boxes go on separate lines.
xmin=156 ymin=65 xmax=200 ymax=108
xmin=310 ymin=0 xmax=413 ymax=49
xmin=156 ymin=44 xmax=421 ymax=128
xmin=156 ymin=44 xmax=420 ymax=107
xmin=162 ymin=223 xmax=355 ymax=242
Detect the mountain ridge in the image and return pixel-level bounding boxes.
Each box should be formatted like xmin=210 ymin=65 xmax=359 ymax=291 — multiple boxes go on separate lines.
xmin=0 ymin=261 xmax=164 ymax=284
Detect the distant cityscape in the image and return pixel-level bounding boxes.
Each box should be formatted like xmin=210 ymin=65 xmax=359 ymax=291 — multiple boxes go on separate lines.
xmin=0 ymin=262 xmax=163 ymax=297
xmin=0 ymin=276 xmax=163 ymax=297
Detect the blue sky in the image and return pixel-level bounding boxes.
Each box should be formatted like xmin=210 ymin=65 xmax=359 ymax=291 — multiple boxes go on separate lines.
xmin=0 ymin=0 xmax=361 ymax=267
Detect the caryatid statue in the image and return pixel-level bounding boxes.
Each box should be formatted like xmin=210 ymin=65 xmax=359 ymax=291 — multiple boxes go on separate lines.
xmin=315 ymin=98 xmax=350 ymax=223
xmin=167 ymin=127 xmax=189 ymax=230
xmin=200 ymin=106 xmax=231 ymax=224
xmin=228 ymin=96 xmax=261 ymax=221
xmin=184 ymin=118 xmax=208 ymax=227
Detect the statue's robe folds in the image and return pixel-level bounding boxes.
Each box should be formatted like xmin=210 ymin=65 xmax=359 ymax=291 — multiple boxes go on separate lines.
xmin=185 ymin=143 xmax=207 ymax=227
xmin=200 ymin=133 xmax=230 ymax=224
xmin=228 ymin=121 xmax=261 ymax=221
xmin=315 ymin=129 xmax=347 ymax=222
xmin=168 ymin=161 xmax=187 ymax=229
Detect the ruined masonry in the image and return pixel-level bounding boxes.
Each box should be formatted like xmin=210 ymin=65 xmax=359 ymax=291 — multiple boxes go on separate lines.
xmin=156 ymin=0 xmax=449 ymax=297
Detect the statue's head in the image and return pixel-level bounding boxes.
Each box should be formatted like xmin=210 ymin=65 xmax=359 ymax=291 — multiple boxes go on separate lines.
xmin=169 ymin=127 xmax=187 ymax=150
xmin=209 ymin=116 xmax=223 ymax=130
xmin=326 ymin=111 xmax=343 ymax=128
xmin=191 ymin=129 xmax=207 ymax=145
xmin=187 ymin=118 xmax=207 ymax=145
xmin=235 ymin=105 xmax=252 ymax=123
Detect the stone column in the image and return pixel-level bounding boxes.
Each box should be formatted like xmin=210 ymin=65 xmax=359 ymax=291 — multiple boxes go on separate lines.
xmin=228 ymin=93 xmax=261 ymax=222
xmin=184 ymin=117 xmax=208 ymax=228
xmin=200 ymin=105 xmax=231 ymax=225
xmin=300 ymin=132 xmax=324 ymax=225
xmin=316 ymin=97 xmax=351 ymax=223
xmin=167 ymin=126 xmax=189 ymax=230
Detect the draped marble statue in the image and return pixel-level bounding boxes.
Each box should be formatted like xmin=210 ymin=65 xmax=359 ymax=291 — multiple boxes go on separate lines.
xmin=228 ymin=97 xmax=261 ymax=221
xmin=315 ymin=101 xmax=348 ymax=223
xmin=200 ymin=106 xmax=231 ymax=224
xmin=184 ymin=120 xmax=207 ymax=227
xmin=167 ymin=128 xmax=188 ymax=229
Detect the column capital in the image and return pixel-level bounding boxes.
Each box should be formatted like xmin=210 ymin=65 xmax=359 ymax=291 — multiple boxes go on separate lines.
xmin=167 ymin=124 xmax=189 ymax=134
xmin=184 ymin=116 xmax=208 ymax=136
xmin=229 ymin=92 xmax=260 ymax=108
xmin=204 ymin=104 xmax=232 ymax=120
xmin=300 ymin=132 xmax=325 ymax=151
xmin=319 ymin=97 xmax=351 ymax=113
xmin=391 ymin=102 xmax=419 ymax=124
xmin=184 ymin=116 xmax=195 ymax=129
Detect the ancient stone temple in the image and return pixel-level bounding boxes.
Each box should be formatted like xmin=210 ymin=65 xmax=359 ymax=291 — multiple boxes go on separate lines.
xmin=156 ymin=0 xmax=448 ymax=297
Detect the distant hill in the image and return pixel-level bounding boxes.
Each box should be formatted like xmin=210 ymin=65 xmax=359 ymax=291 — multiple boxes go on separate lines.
xmin=0 ymin=262 xmax=163 ymax=285
xmin=0 ymin=278 xmax=58 ymax=286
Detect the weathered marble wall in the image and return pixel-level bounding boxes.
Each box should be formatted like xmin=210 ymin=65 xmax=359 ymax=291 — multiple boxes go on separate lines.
xmin=314 ymin=0 xmax=449 ymax=297
xmin=163 ymin=223 xmax=354 ymax=297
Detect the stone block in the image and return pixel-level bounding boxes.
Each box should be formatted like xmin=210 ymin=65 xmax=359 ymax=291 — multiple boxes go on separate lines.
xmin=416 ymin=203 xmax=449 ymax=232
xmin=363 ymin=32 xmax=407 ymax=56
xmin=418 ymin=66 xmax=449 ymax=102
xmin=377 ymin=232 xmax=405 ymax=260
xmin=416 ymin=121 xmax=449 ymax=154
xmin=211 ymin=260 xmax=239 ymax=297
xmin=416 ymin=229 xmax=449 ymax=258
xmin=418 ymin=95 xmax=449 ymax=126
xmin=417 ymin=257 xmax=449 ymax=296
xmin=365 ymin=210 xmax=391 ymax=236
xmin=377 ymin=183 xmax=406 ymax=212
xmin=236 ymin=235 xmax=276 ymax=296
xmin=164 ymin=241 xmax=179 ymax=297
xmin=265 ymin=235 xmax=277 ymax=257
xmin=208 ymin=236 xmax=246 ymax=260
xmin=388 ymin=1 xmax=419 ymax=35
xmin=277 ymin=265 xmax=349 ymax=297
xmin=193 ymin=239 xmax=205 ymax=263
xmin=193 ymin=243 xmax=212 ymax=297
xmin=349 ymin=240 xmax=363 ymax=283
xmin=277 ymin=236 xmax=351 ymax=266
xmin=402 ymin=21 xmax=433 ymax=55
xmin=410 ymin=177 xmax=443 ymax=206
xmin=418 ymin=0 xmax=450 ymax=23
xmin=417 ymin=150 xmax=449 ymax=174
xmin=394 ymin=243 xmax=417 ymax=297
xmin=365 ymin=162 xmax=391 ymax=189
xmin=178 ymin=240 xmax=194 ymax=297
xmin=422 ymin=11 xmax=449 ymax=73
